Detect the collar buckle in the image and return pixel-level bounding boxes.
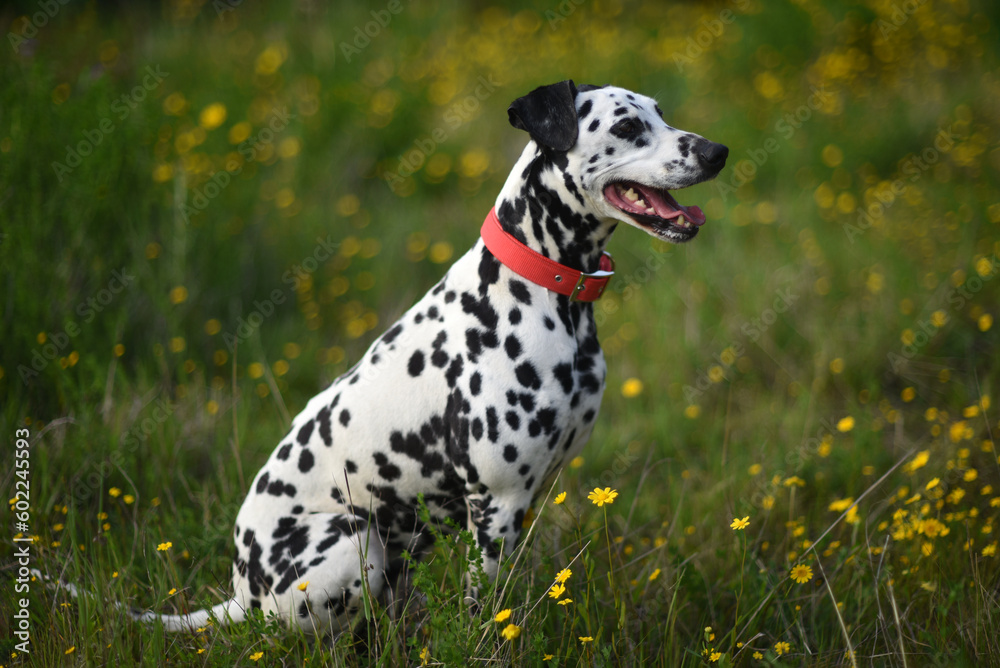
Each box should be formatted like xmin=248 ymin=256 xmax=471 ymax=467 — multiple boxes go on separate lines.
xmin=569 ymin=252 xmax=615 ymax=302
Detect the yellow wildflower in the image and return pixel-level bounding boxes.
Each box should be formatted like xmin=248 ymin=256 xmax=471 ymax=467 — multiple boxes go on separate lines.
xmin=790 ymin=564 xmax=813 ymax=584
xmin=587 ymin=487 xmax=618 ymax=507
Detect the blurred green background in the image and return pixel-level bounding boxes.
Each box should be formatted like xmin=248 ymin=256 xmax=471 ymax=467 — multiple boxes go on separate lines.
xmin=2 ymin=0 xmax=1000 ymax=665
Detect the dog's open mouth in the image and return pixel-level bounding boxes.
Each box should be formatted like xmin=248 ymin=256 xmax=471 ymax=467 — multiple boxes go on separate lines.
xmin=604 ymin=182 xmax=706 ymax=242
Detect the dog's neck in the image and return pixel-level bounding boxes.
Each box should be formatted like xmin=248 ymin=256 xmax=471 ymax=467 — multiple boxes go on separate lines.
xmin=493 ymin=143 xmax=617 ymax=274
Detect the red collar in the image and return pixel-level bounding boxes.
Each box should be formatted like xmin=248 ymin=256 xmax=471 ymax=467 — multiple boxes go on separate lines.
xmin=480 ymin=208 xmax=614 ymax=302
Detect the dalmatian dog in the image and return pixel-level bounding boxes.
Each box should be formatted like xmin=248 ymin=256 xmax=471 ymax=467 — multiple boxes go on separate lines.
xmin=137 ymin=80 xmax=728 ymax=635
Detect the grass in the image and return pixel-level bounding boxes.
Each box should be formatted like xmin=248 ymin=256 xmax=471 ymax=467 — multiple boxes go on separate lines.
xmin=2 ymin=0 xmax=1000 ymax=665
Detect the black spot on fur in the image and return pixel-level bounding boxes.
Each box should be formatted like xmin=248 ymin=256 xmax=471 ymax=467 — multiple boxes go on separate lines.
xmin=503 ymin=444 xmax=518 ymax=462
xmin=339 ymin=409 xmax=351 ymax=427
xmin=298 ymin=449 xmax=315 ymax=473
xmin=469 ymin=371 xmax=482 ymax=395
xmin=267 ymin=479 xmax=298 ymax=497
xmin=588 ymin=119 xmax=600 ymax=132
xmin=509 ymin=308 xmax=522 ymax=325
xmin=553 ymin=362 xmax=574 ymax=394
xmin=509 ymin=279 xmax=532 ymax=304
xmin=431 ymin=349 xmax=449 ymax=368
xmin=486 ymin=407 xmax=500 ymax=443
xmin=382 ymin=323 xmax=403 ymax=344
xmin=515 ymin=361 xmax=541 ymax=390
xmin=297 ymin=420 xmax=314 ymax=445
xmin=578 ymin=99 xmax=593 ymax=119
xmin=446 ymin=354 xmax=464 ymax=387
xmin=506 ymin=411 xmax=520 ymax=430
xmin=256 ymin=472 xmax=270 ymax=494
xmin=277 ymin=443 xmax=293 ymax=460
xmin=504 ymin=335 xmax=521 ymax=360
xmin=345 ymin=460 xmax=358 ymax=474
xmin=408 ymin=350 xmax=425 ymax=376
xmin=316 ymin=406 xmax=333 ymax=446
xmin=478 ymin=246 xmax=501 ymax=295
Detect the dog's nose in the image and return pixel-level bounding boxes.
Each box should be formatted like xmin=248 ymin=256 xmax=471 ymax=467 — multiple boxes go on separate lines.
xmin=698 ymin=141 xmax=729 ymax=171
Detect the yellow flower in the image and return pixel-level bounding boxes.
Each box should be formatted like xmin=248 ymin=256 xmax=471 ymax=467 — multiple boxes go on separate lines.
xmin=548 ymin=583 xmax=566 ymax=599
xmin=123 ymin=494 xmax=134 ymax=505
xmin=249 ymin=651 xmax=264 ymax=661
xmin=494 ymin=608 xmax=511 ymax=623
xmin=649 ymin=568 xmax=661 ymax=582
xmin=168 ymin=588 xmax=177 ymax=595
xmin=557 ymin=598 xmax=573 ymax=606
xmin=790 ymin=564 xmax=813 ymax=584
xmin=836 ymin=416 xmax=855 ymax=432
xmin=926 ymin=478 xmax=940 ymax=490
xmin=730 ymin=516 xmax=750 ymax=531
xmin=774 ymin=641 xmax=791 ymax=656
xmin=710 ymin=651 xmax=723 ymax=662
xmin=555 ymin=568 xmax=572 ymax=583
xmin=588 ymin=487 xmax=618 ymax=507
xmin=65 ymin=646 xmax=76 ymax=655
xmin=621 ymin=377 xmax=643 ymax=398
xmin=501 ymin=623 xmax=521 ymax=641
xmin=753 ymin=651 xmax=763 ymax=659
xmin=297 ymin=581 xmax=309 ymax=591
xmin=543 ymin=655 xmax=554 ymax=661
xmin=199 ymin=103 xmax=227 ymax=130
xmin=579 ymin=636 xmax=594 ymax=643
xmin=157 ymin=541 xmax=172 ymax=551
xmin=109 ymin=487 xmax=122 ymax=498
xmin=982 ymin=542 xmax=997 ymax=557
xmin=419 ymin=647 xmax=430 ymax=665
xmin=828 ymin=497 xmax=854 ymax=512
xmin=906 ymin=450 xmax=930 ymax=472
xmin=553 ymin=491 xmax=567 ymax=505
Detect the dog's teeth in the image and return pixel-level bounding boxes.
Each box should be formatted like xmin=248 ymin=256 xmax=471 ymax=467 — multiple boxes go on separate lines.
xmin=624 ymin=188 xmax=638 ymax=202
xmin=635 ymin=198 xmax=648 ymax=209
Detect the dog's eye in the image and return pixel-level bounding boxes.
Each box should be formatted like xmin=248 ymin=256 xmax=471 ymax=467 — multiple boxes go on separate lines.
xmin=610 ymin=118 xmax=640 ymax=139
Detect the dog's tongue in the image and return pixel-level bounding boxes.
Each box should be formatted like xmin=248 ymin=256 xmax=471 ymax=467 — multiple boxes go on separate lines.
xmin=637 ymin=185 xmax=706 ymax=226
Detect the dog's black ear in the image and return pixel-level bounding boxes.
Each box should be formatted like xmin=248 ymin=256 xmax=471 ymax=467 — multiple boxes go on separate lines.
xmin=508 ymin=80 xmax=579 ymax=152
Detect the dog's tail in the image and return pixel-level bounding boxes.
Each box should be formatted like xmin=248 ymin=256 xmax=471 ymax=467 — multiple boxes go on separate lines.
xmin=129 ymin=599 xmax=246 ymax=632
xmin=31 ymin=569 xmax=244 ymax=633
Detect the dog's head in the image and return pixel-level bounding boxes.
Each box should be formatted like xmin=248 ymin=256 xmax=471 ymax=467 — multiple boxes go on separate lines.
xmin=508 ymin=80 xmax=728 ymax=243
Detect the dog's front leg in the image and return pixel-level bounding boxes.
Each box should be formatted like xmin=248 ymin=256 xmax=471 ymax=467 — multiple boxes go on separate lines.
xmin=463 ymin=492 xmax=529 ymax=602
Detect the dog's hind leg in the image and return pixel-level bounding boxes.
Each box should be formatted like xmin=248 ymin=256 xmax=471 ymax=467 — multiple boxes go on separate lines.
xmin=230 ymin=513 xmax=387 ymax=636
